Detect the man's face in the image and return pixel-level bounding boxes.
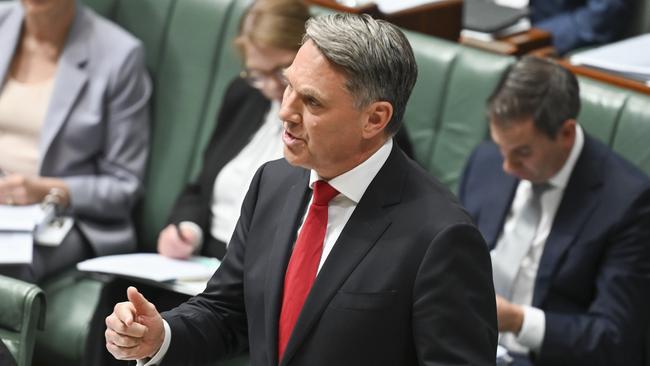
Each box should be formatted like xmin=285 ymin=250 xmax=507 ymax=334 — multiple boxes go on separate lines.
xmin=279 ymin=40 xmax=380 ymax=179
xmin=490 ymin=118 xmax=575 ymax=183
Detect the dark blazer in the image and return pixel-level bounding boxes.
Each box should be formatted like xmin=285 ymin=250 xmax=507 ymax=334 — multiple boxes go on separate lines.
xmin=168 ymin=78 xmax=414 ymax=259
xmin=161 ymin=144 xmax=497 ymax=366
xmin=459 ymin=135 xmax=650 ymax=366
xmin=530 ymin=0 xmax=635 ymax=54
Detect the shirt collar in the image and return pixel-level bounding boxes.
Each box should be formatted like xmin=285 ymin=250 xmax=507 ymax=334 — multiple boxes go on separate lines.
xmin=309 ymin=139 xmax=393 ymax=204
xmin=547 ymin=124 xmax=584 ymax=190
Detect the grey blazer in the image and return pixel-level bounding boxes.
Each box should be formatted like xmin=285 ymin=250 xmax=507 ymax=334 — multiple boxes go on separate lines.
xmin=0 ymin=1 xmax=151 ymax=256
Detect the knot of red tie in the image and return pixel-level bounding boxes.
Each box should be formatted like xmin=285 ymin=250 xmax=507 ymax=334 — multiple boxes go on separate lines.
xmin=312 ymin=180 xmax=339 ymax=206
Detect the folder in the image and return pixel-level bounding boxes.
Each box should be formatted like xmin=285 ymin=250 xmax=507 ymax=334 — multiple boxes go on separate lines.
xmin=463 ymin=0 xmax=529 ymax=33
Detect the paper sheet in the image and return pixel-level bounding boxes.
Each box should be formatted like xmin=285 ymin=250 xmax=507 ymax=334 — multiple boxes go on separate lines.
xmin=77 ymin=253 xmax=221 ymax=282
xmin=0 ymin=232 xmax=33 ymax=263
xmin=375 ymin=0 xmax=444 ymax=14
xmin=0 ymin=204 xmax=44 ymax=231
xmin=570 ymin=34 xmax=650 ymax=81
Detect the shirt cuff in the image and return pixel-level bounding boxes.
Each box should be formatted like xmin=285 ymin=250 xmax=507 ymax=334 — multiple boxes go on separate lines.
xmin=179 ymin=221 xmax=203 ymax=253
xmin=138 ymin=319 xmax=172 ymax=366
xmin=516 ymin=305 xmax=545 ymax=352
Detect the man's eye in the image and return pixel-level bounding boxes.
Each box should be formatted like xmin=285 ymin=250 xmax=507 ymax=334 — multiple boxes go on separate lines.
xmin=306 ymin=97 xmax=320 ymax=107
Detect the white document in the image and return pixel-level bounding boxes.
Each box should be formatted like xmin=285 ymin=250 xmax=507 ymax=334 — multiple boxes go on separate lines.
xmin=570 ymin=34 xmax=650 ymax=84
xmin=0 ymin=204 xmax=42 ymax=263
xmin=0 ymin=204 xmax=44 ymax=231
xmin=0 ymin=232 xmax=33 ymax=264
xmin=77 ymin=253 xmax=221 ymax=282
xmin=375 ymin=0 xmax=444 ymax=14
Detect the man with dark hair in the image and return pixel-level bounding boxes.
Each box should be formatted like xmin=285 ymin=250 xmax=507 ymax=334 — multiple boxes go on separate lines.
xmin=460 ymin=56 xmax=650 ymax=365
xmin=104 ymin=13 xmax=497 ymax=366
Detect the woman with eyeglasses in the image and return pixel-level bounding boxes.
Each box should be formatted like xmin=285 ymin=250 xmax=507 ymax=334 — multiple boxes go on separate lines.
xmin=156 ymin=0 xmax=310 ymax=260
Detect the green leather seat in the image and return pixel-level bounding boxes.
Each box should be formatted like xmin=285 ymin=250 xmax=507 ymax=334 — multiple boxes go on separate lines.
xmin=402 ymin=31 xmax=515 ymax=191
xmin=0 ymin=275 xmax=45 ymax=366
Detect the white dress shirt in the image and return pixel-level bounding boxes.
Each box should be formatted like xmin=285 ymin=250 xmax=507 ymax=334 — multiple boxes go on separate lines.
xmin=178 ymin=101 xmax=285 ymax=251
xmin=140 ymin=139 xmax=393 ymax=365
xmin=496 ymin=125 xmax=584 ymax=353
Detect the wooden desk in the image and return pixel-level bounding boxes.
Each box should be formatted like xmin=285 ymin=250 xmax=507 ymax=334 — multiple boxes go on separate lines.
xmin=559 ymin=60 xmax=650 ymax=96
xmin=305 ymin=0 xmax=463 ymax=42
xmin=460 ymin=27 xmax=553 ymax=56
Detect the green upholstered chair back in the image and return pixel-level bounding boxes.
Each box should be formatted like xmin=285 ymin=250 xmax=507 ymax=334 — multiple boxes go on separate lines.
xmin=84 ymin=0 xmax=248 ymax=251
xmin=402 ymin=31 xmax=515 ymax=191
xmin=577 ymin=77 xmax=650 ymax=176
xmin=190 ymin=0 xmax=254 ymax=177
xmin=0 ymin=275 xmax=45 ymax=366
xmin=134 ymin=0 xmax=243 ymax=251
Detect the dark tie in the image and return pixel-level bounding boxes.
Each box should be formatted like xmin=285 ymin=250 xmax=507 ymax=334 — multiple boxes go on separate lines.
xmin=278 ymin=180 xmax=339 ymax=361
xmin=491 ymin=182 xmax=551 ymax=299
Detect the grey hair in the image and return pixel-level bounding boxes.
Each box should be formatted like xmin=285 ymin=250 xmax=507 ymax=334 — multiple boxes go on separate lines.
xmin=303 ymin=13 xmax=418 ymax=135
xmin=487 ymin=56 xmax=580 ymax=138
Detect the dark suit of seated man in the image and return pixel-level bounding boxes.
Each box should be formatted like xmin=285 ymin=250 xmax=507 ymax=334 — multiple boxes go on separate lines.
xmin=104 ymin=13 xmax=498 ymax=366
xmin=460 ymin=56 xmax=650 ymax=366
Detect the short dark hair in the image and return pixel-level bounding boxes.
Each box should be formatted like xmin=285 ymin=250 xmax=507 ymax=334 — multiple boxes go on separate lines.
xmin=487 ymin=56 xmax=580 ymax=138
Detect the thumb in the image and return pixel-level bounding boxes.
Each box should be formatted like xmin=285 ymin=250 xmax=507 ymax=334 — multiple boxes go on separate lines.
xmin=127 ymin=286 xmax=157 ymax=317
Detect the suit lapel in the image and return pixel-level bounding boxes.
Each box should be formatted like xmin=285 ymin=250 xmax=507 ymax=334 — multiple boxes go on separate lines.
xmin=39 ymin=6 xmax=89 ymax=169
xmin=279 ymin=147 xmax=404 ymax=366
xmin=0 ymin=4 xmax=23 ymax=86
xmin=264 ymin=170 xmax=311 ymax=366
xmin=533 ymin=137 xmax=603 ymax=307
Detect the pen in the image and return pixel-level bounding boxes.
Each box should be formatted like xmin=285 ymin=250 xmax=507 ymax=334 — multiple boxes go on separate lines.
xmin=176 ymin=223 xmax=188 ymax=242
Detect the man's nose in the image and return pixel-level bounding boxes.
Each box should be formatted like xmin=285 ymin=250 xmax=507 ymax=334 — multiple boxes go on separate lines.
xmin=279 ymin=88 xmax=298 ymax=123
xmin=502 ymin=156 xmax=519 ymax=175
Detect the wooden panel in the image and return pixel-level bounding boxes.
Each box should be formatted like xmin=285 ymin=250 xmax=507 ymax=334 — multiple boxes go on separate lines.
xmin=559 ymin=60 xmax=650 ymax=96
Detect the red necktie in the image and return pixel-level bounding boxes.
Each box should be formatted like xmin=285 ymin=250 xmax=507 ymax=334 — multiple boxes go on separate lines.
xmin=278 ymin=180 xmax=339 ymax=361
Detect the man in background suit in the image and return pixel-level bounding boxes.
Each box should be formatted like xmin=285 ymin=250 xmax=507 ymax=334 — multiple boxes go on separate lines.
xmin=530 ymin=0 xmax=636 ymax=54
xmin=105 ymin=13 xmax=497 ymax=366
xmin=460 ymin=56 xmax=650 ymax=365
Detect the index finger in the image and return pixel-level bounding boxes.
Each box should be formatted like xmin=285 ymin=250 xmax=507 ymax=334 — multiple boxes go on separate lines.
xmin=114 ymin=301 xmax=137 ymax=325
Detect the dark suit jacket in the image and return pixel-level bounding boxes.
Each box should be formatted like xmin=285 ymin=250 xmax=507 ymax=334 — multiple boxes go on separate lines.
xmin=530 ymin=0 xmax=635 ymax=54
xmin=459 ymin=135 xmax=650 ymax=366
xmin=160 ymin=144 xmax=497 ymax=366
xmin=168 ymin=78 xmax=414 ymax=259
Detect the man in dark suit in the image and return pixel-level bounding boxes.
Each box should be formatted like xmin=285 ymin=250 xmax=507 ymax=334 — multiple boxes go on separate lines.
xmin=460 ymin=56 xmax=650 ymax=365
xmin=105 ymin=13 xmax=497 ymax=366
xmin=530 ymin=0 xmax=635 ymax=54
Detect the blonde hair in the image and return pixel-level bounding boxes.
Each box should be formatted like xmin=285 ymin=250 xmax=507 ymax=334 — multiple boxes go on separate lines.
xmin=235 ymin=0 xmax=310 ymax=54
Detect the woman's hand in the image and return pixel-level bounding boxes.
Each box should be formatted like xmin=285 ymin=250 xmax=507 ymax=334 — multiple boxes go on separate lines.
xmin=0 ymin=174 xmax=70 ymax=206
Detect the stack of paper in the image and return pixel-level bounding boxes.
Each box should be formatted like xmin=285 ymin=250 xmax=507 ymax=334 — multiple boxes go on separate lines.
xmin=462 ymin=0 xmax=530 ymax=40
xmin=334 ymin=0 xmax=446 ymax=14
xmin=77 ymin=253 xmax=221 ymax=282
xmin=0 ymin=204 xmax=44 ymax=263
xmin=570 ymin=34 xmax=650 ymax=86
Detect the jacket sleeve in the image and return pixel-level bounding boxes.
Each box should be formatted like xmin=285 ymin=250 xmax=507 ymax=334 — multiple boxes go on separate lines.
xmin=158 ymin=162 xmax=268 ymax=365
xmin=63 ymin=43 xmax=151 ymax=219
xmin=532 ymin=0 xmax=635 ymax=54
xmin=538 ymin=189 xmax=650 ymax=365
xmin=413 ymin=223 xmax=498 ymax=366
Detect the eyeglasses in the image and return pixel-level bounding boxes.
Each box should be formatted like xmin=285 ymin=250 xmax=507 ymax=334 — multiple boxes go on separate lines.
xmin=240 ymin=65 xmax=289 ymax=89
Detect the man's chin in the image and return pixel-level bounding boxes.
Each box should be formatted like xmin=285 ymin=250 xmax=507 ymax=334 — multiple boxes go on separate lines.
xmin=283 ymin=149 xmax=309 ymax=169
